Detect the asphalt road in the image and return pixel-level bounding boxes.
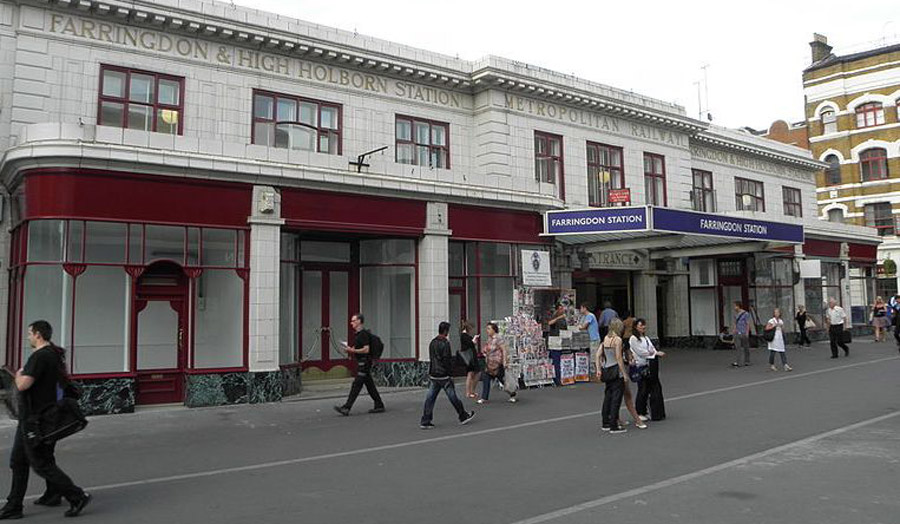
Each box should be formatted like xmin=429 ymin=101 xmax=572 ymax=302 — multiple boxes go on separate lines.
xmin=1 ymin=340 xmax=898 ymax=524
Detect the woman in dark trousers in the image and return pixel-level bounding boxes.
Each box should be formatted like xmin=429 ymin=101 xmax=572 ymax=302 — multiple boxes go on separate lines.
xmin=459 ymin=320 xmax=481 ymax=399
xmin=597 ymin=318 xmax=629 ymax=434
xmin=795 ymin=305 xmax=812 ymax=348
xmin=629 ymin=318 xmax=666 ymax=421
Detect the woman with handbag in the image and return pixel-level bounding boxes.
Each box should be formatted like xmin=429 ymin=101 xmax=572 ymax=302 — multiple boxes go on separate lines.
xmin=871 ymin=296 xmax=889 ymax=342
xmin=459 ymin=320 xmax=481 ymax=399
xmin=795 ymin=305 xmax=812 ymax=348
xmin=477 ymin=323 xmax=517 ymax=404
xmin=766 ymin=308 xmax=792 ymax=372
xmin=630 ymin=319 xmax=666 ymax=422
xmin=597 ymin=318 xmax=629 ymax=433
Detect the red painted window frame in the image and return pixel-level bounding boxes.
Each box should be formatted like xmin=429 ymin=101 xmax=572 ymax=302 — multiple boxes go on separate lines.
xmin=251 ymin=89 xmax=343 ymax=155
xmin=860 ymin=148 xmax=889 ymax=182
xmin=782 ymin=186 xmax=802 ymax=217
xmin=535 ymin=131 xmax=565 ymax=200
xmin=864 ymin=203 xmax=894 ymax=236
xmin=691 ymin=169 xmax=714 ymax=212
xmin=97 ymin=64 xmax=185 ymax=134
xmin=394 ymin=115 xmax=451 ymax=169
xmin=855 ymin=102 xmax=885 ymax=128
xmin=643 ymin=152 xmax=667 ymax=206
xmin=735 ymin=177 xmax=765 ymax=212
xmin=586 ymin=141 xmax=624 ymax=207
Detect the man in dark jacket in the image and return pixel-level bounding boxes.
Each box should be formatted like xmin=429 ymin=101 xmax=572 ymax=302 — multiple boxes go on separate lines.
xmin=419 ymin=322 xmax=476 ymax=429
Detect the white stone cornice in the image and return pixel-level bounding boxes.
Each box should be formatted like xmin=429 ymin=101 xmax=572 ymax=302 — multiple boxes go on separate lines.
xmin=692 ymin=133 xmax=825 ymax=171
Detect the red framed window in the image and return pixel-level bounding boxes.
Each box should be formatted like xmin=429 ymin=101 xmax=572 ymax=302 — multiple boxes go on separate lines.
xmin=643 ymin=153 xmax=666 ymax=206
xmin=855 ymin=102 xmax=885 ymax=128
xmin=395 ymin=116 xmax=450 ymax=169
xmin=860 ymin=148 xmax=889 ymax=181
xmin=252 ymin=90 xmax=341 ymax=154
xmin=824 ymin=154 xmax=841 ymax=185
xmin=691 ymin=169 xmax=715 ymax=212
xmin=535 ymin=131 xmax=564 ymax=199
xmin=864 ymin=203 xmax=894 ymax=236
xmin=586 ymin=142 xmax=623 ymax=207
xmin=783 ymin=186 xmax=802 ymax=217
xmin=735 ymin=177 xmax=765 ymax=212
xmin=98 ymin=65 xmax=184 ymax=134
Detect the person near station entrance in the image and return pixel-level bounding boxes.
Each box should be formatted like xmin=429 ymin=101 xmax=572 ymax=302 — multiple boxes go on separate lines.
xmin=0 ymin=321 xmax=92 ymax=520
xmin=420 ymin=322 xmax=476 ymax=430
xmin=891 ymin=295 xmax=900 ymax=350
xmin=579 ymin=304 xmax=602 ymax=380
xmin=795 ymin=305 xmax=812 ymax=348
xmin=824 ymin=298 xmax=850 ymax=358
xmin=547 ymin=303 xmax=568 ymax=337
xmin=597 ymin=301 xmax=619 ymax=341
xmin=731 ymin=302 xmax=754 ymax=367
xmin=334 ymin=314 xmax=385 ymax=416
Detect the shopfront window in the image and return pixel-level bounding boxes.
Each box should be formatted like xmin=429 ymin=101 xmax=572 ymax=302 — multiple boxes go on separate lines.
xmin=73 ymin=266 xmax=130 ymax=374
xmin=451 ymin=241 xmax=526 ymax=333
xmin=750 ymin=257 xmax=794 ymax=325
xmin=21 ymin=265 xmax=72 ymax=366
xmin=193 ymin=269 xmax=244 ymax=368
xmin=360 ymin=239 xmax=416 ymax=359
xmin=849 ymin=266 xmax=874 ymax=325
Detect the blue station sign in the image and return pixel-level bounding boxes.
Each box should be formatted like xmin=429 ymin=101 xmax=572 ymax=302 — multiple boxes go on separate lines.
xmin=652 ymin=208 xmax=804 ymax=244
xmin=545 ymin=207 xmax=648 ymax=235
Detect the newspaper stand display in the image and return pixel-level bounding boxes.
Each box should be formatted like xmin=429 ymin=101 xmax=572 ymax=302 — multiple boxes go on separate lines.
xmin=502 ymin=289 xmax=555 ymax=388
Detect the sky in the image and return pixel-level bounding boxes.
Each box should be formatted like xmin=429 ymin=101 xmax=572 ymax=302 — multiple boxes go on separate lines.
xmin=232 ymin=0 xmax=899 ymax=131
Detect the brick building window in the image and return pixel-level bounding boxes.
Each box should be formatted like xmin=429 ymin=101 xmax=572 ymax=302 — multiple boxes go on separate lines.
xmin=395 ymin=116 xmax=449 ymax=168
xmin=586 ymin=142 xmax=623 ymax=206
xmin=535 ymin=131 xmax=564 ymax=199
xmin=855 ymin=102 xmax=885 ymax=128
xmin=253 ymin=91 xmax=341 ymax=154
xmin=824 ymin=154 xmax=841 ymax=185
xmin=827 ymin=208 xmax=844 ymax=223
xmin=643 ymin=153 xmax=666 ymax=206
xmin=864 ymin=203 xmax=894 ymax=236
xmin=691 ymin=169 xmax=715 ymax=212
xmin=821 ymin=109 xmax=837 ymax=134
xmin=860 ymin=148 xmax=889 ymax=181
xmin=98 ymin=65 xmax=184 ymax=134
xmin=735 ymin=177 xmax=765 ymax=212
xmin=783 ymin=187 xmax=802 ymax=217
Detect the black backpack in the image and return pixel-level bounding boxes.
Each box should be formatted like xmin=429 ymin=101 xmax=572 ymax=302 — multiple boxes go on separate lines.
xmin=367 ymin=331 xmax=385 ymax=360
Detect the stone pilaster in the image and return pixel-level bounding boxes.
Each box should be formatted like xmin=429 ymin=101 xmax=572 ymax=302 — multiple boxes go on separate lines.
xmin=248 ymin=186 xmax=284 ymax=372
xmin=633 ymin=272 xmax=658 ymax=337
xmin=417 ymin=202 xmax=450 ymax=361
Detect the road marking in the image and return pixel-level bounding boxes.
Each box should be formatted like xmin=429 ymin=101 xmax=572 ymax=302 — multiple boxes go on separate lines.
xmin=508 ymin=409 xmax=900 ymax=524
xmin=68 ymin=355 xmax=900 ymax=495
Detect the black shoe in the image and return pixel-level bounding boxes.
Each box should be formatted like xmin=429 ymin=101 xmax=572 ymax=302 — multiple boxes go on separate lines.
xmin=420 ymin=422 xmax=435 ymax=430
xmin=368 ymin=407 xmax=385 ymax=414
xmin=333 ymin=405 xmax=350 ymax=416
xmin=34 ymin=493 xmax=63 ymax=507
xmin=844 ymin=349 xmax=849 ymax=356
xmin=830 ymin=355 xmax=839 ymax=359
xmin=0 ymin=504 xmax=23 ymax=520
xmin=64 ymin=494 xmax=91 ymax=518
xmin=459 ymin=411 xmax=476 ymax=425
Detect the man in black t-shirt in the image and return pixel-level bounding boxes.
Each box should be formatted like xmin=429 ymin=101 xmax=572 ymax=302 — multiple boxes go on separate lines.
xmin=333 ymin=314 xmax=385 ymax=416
xmin=0 ymin=320 xmax=91 ymax=520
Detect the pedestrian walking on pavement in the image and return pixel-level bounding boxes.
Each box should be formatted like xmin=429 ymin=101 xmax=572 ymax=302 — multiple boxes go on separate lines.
xmin=478 ymin=323 xmax=517 ymax=404
xmin=334 ymin=314 xmax=385 ymax=416
xmin=795 ymin=305 xmax=812 ymax=348
xmin=890 ymin=295 xmax=900 ymax=349
xmin=630 ymin=319 xmax=666 ymax=422
xmin=597 ymin=318 xmax=629 ymax=434
xmin=824 ymin=298 xmax=850 ymax=359
xmin=871 ymin=296 xmax=889 ymax=342
xmin=731 ymin=302 xmax=754 ymax=367
xmin=1 ymin=321 xmax=92 ymax=520
xmin=579 ymin=304 xmax=602 ymax=380
xmin=459 ymin=320 xmax=481 ymax=399
xmin=766 ymin=308 xmax=792 ymax=372
xmin=420 ymin=322 xmax=476 ymax=429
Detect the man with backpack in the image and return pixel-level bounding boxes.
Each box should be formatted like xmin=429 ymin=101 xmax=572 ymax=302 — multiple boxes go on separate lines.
xmin=334 ymin=314 xmax=386 ymax=416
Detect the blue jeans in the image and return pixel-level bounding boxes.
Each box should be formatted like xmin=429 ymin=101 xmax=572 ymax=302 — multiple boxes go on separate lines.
xmin=420 ymin=378 xmax=467 ymax=425
xmin=480 ymin=367 xmax=516 ymax=400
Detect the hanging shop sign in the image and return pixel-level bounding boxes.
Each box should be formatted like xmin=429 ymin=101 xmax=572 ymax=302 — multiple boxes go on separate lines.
xmin=521 ymin=249 xmax=552 ymax=286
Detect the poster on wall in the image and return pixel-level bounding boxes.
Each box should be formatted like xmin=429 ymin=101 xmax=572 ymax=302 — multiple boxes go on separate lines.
xmin=574 ymin=352 xmax=590 ymax=382
xmin=560 ymin=353 xmax=575 ymax=385
xmin=521 ymin=249 xmax=552 ymax=287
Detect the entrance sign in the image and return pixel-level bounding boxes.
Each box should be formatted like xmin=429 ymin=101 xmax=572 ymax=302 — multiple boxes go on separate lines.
xmin=545 ymin=207 xmax=648 ymax=235
xmin=652 ymin=208 xmax=804 ymax=244
xmin=521 ymin=249 xmax=552 ymax=286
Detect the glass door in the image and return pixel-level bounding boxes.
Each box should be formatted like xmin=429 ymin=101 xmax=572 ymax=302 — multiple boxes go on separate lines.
xmin=301 ymin=266 xmax=352 ymax=376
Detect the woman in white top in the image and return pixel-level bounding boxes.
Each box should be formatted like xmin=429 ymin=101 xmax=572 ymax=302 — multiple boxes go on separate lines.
xmin=629 ymin=319 xmax=666 ymax=422
xmin=765 ymin=308 xmax=792 ymax=372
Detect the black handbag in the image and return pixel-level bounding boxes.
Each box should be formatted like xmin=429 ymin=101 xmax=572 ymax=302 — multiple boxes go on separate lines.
xmin=762 ymin=328 xmax=776 ymax=342
xmin=457 ymin=348 xmax=474 ymax=367
xmin=25 ymin=397 xmax=88 ymax=446
xmin=628 ymin=363 xmax=649 ymax=382
xmin=840 ymin=330 xmax=852 ymax=344
xmin=600 ymin=365 xmax=620 ymax=383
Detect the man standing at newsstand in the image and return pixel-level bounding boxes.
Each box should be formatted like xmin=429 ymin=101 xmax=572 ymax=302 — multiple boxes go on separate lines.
xmin=334 ymin=314 xmax=385 ymax=416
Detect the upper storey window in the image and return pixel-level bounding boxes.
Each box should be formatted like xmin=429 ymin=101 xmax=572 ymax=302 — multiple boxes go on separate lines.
xmin=735 ymin=177 xmax=765 ymax=212
xmin=860 ymin=148 xmax=889 ymax=182
xmin=586 ymin=142 xmax=623 ymax=207
xmin=855 ymin=102 xmax=885 ymax=128
xmin=395 ymin=116 xmax=450 ymax=169
xmin=821 ymin=109 xmax=837 ymax=134
xmin=253 ymin=91 xmax=341 ymax=154
xmin=535 ymin=131 xmax=565 ymax=200
xmin=99 ymin=65 xmax=183 ymax=134
xmin=643 ymin=153 xmax=666 ymax=206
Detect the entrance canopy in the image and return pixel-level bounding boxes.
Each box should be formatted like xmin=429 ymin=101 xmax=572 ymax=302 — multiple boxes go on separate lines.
xmin=543 ymin=206 xmax=804 ymax=248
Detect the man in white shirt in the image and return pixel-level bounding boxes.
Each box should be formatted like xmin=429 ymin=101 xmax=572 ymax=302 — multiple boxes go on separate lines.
xmin=824 ymin=297 xmax=849 ymax=358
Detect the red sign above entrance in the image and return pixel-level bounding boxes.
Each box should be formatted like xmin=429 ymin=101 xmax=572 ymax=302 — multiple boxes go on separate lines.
xmin=607 ymin=188 xmax=631 ymax=204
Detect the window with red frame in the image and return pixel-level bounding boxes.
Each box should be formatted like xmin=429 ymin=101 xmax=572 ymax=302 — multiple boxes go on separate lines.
xmin=860 ymin=148 xmax=889 ymax=181
xmin=98 ymin=65 xmax=184 ymax=134
xmin=783 ymin=186 xmax=802 ymax=217
xmin=586 ymin=142 xmax=623 ymax=206
xmin=643 ymin=153 xmax=666 ymax=206
xmin=395 ymin=116 xmax=449 ymax=168
xmin=252 ymin=91 xmax=341 ymax=154
xmin=855 ymin=102 xmax=885 ymax=128
xmin=535 ymin=132 xmax=564 ymax=199
xmin=865 ymin=203 xmax=894 ymax=236
xmin=691 ymin=169 xmax=715 ymax=212
xmin=735 ymin=177 xmax=765 ymax=212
